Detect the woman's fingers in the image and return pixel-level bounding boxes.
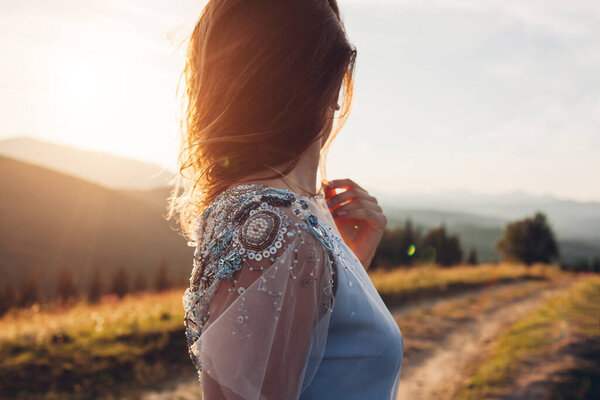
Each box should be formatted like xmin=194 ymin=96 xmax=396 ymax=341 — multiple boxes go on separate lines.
xmin=325 ymin=178 xmax=368 ymax=196
xmin=333 ymin=206 xmax=387 ymax=229
xmin=325 ymin=180 xmax=378 ymax=209
xmin=332 ymin=198 xmax=381 ymax=216
xmin=326 ymin=178 xmax=362 ymax=190
xmin=325 ymin=178 xmax=386 ymax=227
xmin=327 ymin=188 xmax=376 ymax=209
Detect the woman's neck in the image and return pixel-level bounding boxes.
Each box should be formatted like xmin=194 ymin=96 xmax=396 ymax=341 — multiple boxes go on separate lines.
xmin=239 ymin=139 xmax=322 ymax=196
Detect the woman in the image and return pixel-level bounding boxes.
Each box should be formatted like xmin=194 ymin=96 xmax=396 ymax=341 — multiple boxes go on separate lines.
xmin=171 ymin=0 xmax=403 ymax=398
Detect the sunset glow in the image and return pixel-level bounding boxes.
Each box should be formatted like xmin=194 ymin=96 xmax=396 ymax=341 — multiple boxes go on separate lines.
xmin=1 ymin=0 xmax=599 ymax=201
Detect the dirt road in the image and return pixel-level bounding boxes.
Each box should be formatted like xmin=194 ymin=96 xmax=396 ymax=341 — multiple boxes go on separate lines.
xmin=394 ymin=282 xmax=572 ymax=400
xmin=141 ymin=280 xmax=570 ymax=400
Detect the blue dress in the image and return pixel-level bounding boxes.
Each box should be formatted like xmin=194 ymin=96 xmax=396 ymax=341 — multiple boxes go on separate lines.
xmin=182 ymin=183 xmax=403 ymax=399
xmin=301 ymin=194 xmax=404 ymax=400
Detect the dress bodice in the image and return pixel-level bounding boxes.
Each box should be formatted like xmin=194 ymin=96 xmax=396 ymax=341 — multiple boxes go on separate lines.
xmin=182 ymin=183 xmax=403 ymax=399
xmin=301 ymin=192 xmax=404 ymax=400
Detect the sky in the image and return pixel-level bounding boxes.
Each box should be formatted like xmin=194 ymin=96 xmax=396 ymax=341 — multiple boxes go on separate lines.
xmin=1 ymin=0 xmax=599 ymax=202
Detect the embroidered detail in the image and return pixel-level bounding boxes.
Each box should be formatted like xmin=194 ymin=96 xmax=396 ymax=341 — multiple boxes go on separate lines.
xmin=216 ymin=249 xmax=243 ymax=279
xmin=239 ymin=210 xmax=281 ymax=252
xmin=233 ymin=201 xmax=260 ymax=223
xmin=210 ymin=229 xmax=233 ymax=254
xmin=299 ymin=199 xmax=309 ymax=209
xmin=182 ymin=183 xmax=339 ymax=383
xmin=306 ymin=212 xmax=334 ymax=251
xmin=260 ymin=194 xmax=294 ymax=207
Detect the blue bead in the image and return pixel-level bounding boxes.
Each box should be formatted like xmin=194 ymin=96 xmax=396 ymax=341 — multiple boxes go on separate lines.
xmin=216 ymin=250 xmax=242 ymax=279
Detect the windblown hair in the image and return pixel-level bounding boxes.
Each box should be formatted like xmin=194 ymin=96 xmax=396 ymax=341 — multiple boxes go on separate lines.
xmin=169 ymin=0 xmax=357 ymax=240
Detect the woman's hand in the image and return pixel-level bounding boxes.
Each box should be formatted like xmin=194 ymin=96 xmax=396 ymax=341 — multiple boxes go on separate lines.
xmin=324 ymin=179 xmax=387 ymax=270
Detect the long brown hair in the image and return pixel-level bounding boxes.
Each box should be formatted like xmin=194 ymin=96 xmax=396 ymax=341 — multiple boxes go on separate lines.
xmin=169 ymin=0 xmax=357 ymax=240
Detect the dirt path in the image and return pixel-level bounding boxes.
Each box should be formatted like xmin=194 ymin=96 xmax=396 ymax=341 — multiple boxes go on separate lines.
xmin=141 ymin=280 xmax=570 ymax=400
xmin=394 ymin=281 xmax=574 ymax=400
xmin=388 ymin=279 xmax=534 ymax=316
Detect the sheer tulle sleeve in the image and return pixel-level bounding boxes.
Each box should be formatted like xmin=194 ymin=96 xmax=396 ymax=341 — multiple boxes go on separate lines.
xmin=182 ymin=188 xmax=337 ymax=400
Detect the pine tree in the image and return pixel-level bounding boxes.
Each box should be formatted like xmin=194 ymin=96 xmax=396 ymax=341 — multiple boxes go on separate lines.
xmin=467 ymin=248 xmax=478 ymax=265
xmin=154 ymin=259 xmax=171 ymax=292
xmin=371 ymin=219 xmax=421 ymax=269
xmin=17 ymin=269 xmax=42 ymax=308
xmin=132 ymin=268 xmax=148 ymax=293
xmin=56 ymin=267 xmax=79 ymax=304
xmin=110 ymin=266 xmax=130 ymax=299
xmin=419 ymin=225 xmax=463 ymax=267
xmin=87 ymin=264 xmax=103 ymax=303
xmin=0 ymin=283 xmax=16 ymax=316
xmin=591 ymin=257 xmax=600 ymax=273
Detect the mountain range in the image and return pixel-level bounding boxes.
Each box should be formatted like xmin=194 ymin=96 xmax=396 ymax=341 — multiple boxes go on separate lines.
xmin=1 ymin=136 xmax=598 ymax=290
xmin=0 ymin=136 xmax=174 ymax=189
xmin=0 ymin=152 xmax=192 ymax=297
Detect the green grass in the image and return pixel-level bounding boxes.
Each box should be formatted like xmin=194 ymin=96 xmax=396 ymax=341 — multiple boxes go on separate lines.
xmin=456 ymin=275 xmax=600 ymax=400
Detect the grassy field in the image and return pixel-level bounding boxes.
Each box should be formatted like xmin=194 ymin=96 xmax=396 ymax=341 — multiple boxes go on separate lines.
xmin=0 ymin=263 xmax=572 ymax=399
xmin=371 ymin=262 xmax=560 ymax=308
xmin=0 ymin=291 xmax=187 ymax=399
xmin=456 ymin=275 xmax=600 ymax=400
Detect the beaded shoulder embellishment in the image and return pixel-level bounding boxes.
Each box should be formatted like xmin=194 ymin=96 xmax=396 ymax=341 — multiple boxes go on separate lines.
xmin=306 ymin=213 xmax=334 ymax=251
xmin=188 ymin=184 xmax=335 ymax=290
xmin=182 ymin=183 xmax=339 ymax=376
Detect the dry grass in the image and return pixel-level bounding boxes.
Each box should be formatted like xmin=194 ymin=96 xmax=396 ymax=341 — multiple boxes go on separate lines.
xmin=0 ymin=263 xmax=571 ymax=399
xmin=0 ymin=289 xmax=189 ymax=399
xmin=371 ymin=262 xmax=562 ymax=308
xmin=0 ymin=290 xmax=184 ymax=347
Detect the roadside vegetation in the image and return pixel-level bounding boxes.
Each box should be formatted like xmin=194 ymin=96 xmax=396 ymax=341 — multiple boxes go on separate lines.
xmin=0 ymin=262 xmax=570 ymax=399
xmin=371 ymin=262 xmax=560 ymax=308
xmin=456 ymin=275 xmax=600 ymax=400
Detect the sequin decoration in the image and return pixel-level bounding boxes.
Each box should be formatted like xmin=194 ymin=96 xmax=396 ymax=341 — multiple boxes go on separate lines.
xmin=233 ymin=201 xmax=260 ymax=223
xmin=210 ymin=229 xmax=233 ymax=254
xmin=261 ymin=194 xmax=293 ymax=207
xmin=216 ymin=249 xmax=243 ymax=279
xmin=240 ymin=210 xmax=281 ymax=251
xmin=307 ymin=213 xmax=334 ymax=251
xmin=182 ymin=182 xmax=340 ymax=383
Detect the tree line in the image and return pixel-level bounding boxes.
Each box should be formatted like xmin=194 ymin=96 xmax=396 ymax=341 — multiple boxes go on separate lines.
xmin=3 ymin=211 xmax=598 ymax=316
xmin=0 ymin=258 xmax=179 ymax=317
xmin=371 ymin=211 xmax=599 ymax=272
xmin=370 ymin=220 xmax=472 ymax=269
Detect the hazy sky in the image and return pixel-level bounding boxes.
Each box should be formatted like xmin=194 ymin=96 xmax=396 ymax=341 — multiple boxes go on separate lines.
xmin=1 ymin=0 xmax=599 ymax=202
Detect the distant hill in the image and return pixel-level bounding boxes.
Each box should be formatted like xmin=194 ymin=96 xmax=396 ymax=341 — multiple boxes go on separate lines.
xmin=121 ymin=186 xmax=174 ymax=210
xmin=380 ymin=190 xmax=600 ymax=242
xmin=2 ymin=133 xmax=596 ymax=271
xmin=382 ymin=205 xmax=600 ymax=263
xmin=0 ymin=136 xmax=174 ymax=189
xmin=0 ymin=155 xmax=193 ymax=297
